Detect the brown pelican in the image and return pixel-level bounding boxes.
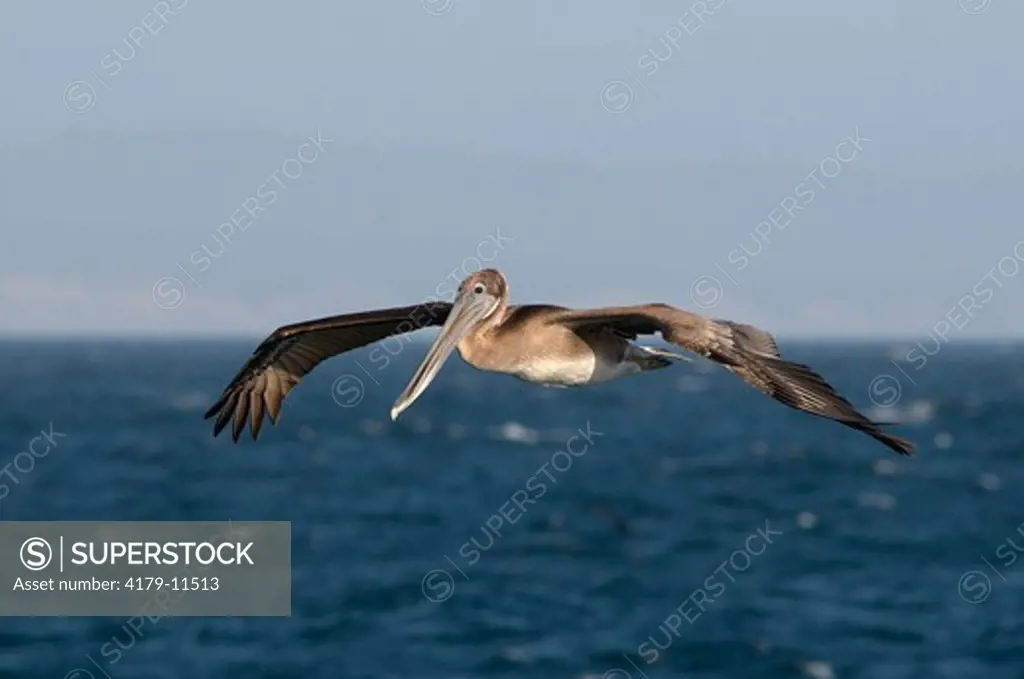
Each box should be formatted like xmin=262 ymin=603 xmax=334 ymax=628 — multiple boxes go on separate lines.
xmin=205 ymin=269 xmax=914 ymax=455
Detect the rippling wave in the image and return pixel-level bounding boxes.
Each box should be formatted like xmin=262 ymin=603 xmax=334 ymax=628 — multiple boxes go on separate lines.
xmin=0 ymin=339 xmax=1020 ymax=678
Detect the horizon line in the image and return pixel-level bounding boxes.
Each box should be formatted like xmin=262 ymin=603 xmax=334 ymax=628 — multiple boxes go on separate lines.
xmin=2 ymin=332 xmax=1023 ymax=344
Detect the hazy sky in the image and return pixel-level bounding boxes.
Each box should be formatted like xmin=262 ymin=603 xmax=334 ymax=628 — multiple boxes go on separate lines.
xmin=1 ymin=1 xmax=1023 ymax=337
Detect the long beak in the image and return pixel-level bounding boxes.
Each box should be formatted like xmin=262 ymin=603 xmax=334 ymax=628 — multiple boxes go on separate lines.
xmin=390 ymin=291 xmax=495 ymax=421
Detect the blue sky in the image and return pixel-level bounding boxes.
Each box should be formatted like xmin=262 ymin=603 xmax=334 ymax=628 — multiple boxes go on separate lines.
xmin=1 ymin=0 xmax=1022 ymax=337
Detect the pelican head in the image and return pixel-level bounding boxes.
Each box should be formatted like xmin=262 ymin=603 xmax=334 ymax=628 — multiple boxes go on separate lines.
xmin=390 ymin=269 xmax=507 ymax=420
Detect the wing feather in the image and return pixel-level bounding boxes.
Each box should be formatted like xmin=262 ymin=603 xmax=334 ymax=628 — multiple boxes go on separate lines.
xmin=249 ymin=385 xmax=266 ymax=440
xmin=205 ymin=302 xmax=451 ymax=442
xmin=556 ymin=304 xmax=913 ymax=456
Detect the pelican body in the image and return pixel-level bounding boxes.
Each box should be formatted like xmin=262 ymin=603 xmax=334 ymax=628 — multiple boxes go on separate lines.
xmin=206 ymin=269 xmax=914 ymax=456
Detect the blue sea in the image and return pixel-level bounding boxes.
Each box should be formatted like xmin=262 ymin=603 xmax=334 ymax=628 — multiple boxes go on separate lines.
xmin=0 ymin=339 xmax=1021 ymax=679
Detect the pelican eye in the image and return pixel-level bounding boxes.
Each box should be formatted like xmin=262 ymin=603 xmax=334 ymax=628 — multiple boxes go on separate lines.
xmin=473 ymin=283 xmax=486 ymax=294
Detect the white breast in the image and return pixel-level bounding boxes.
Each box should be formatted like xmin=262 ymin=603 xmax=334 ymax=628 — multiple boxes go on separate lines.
xmin=515 ymin=354 xmax=639 ymax=387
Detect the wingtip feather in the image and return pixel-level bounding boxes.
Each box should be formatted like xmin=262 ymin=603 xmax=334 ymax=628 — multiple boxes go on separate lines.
xmin=203 ymin=398 xmax=226 ymax=420
xmin=884 ymin=434 xmax=915 ymax=457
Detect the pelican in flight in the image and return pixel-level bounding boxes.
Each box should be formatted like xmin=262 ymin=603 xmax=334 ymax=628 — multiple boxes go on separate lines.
xmin=205 ymin=269 xmax=913 ymax=456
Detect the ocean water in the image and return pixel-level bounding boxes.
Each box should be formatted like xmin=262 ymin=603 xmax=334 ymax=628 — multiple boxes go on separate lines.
xmin=0 ymin=339 xmax=1021 ymax=679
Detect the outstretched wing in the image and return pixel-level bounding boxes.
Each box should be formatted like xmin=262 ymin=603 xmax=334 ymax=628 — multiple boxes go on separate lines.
xmin=555 ymin=304 xmax=914 ymax=456
xmin=205 ymin=302 xmax=451 ymax=442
